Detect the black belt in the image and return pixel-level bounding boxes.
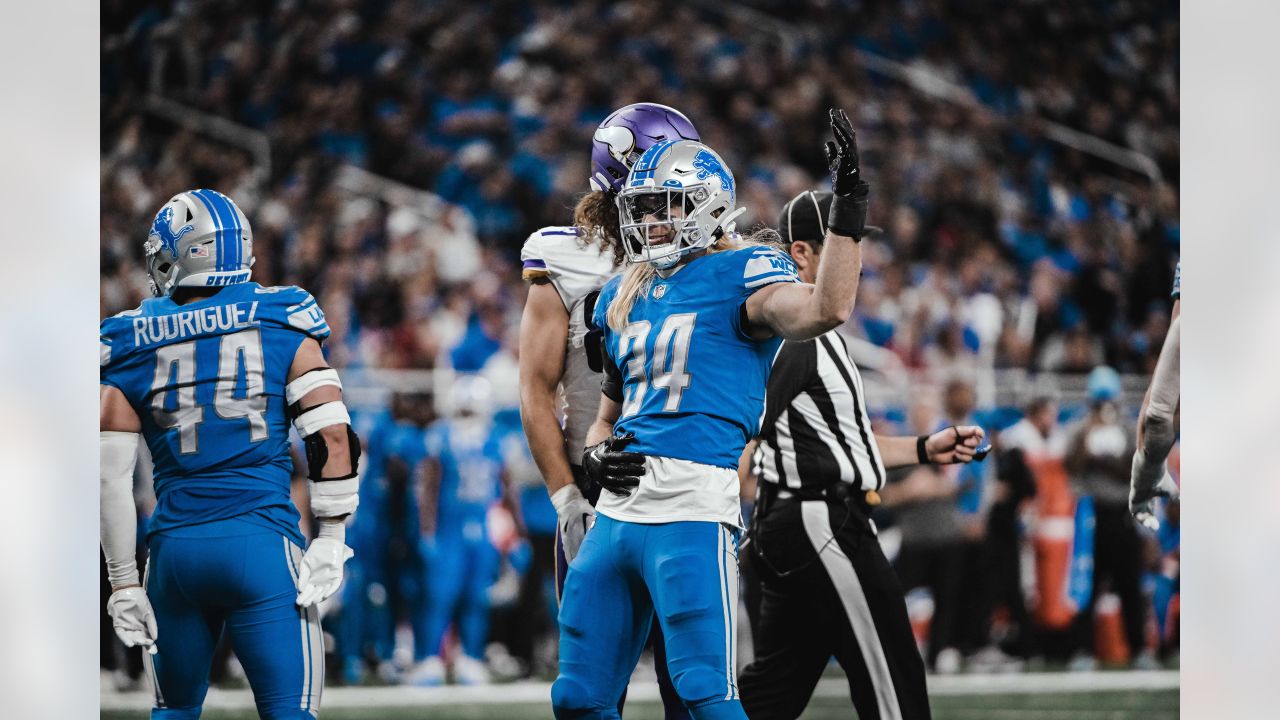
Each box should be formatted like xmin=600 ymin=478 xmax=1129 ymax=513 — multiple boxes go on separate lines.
xmin=749 ymin=481 xmax=869 ymax=580
xmin=757 ymin=480 xmax=879 ymax=515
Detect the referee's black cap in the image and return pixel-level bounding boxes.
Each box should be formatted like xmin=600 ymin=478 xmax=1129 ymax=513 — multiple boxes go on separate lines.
xmin=778 ymin=190 xmax=882 ymax=246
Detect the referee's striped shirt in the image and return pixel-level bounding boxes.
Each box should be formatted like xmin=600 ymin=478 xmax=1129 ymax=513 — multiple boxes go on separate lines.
xmin=756 ymin=330 xmax=886 ymax=492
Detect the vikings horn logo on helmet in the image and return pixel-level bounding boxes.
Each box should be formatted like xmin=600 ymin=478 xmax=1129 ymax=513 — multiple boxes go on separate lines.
xmin=595 ymin=125 xmax=638 ymax=166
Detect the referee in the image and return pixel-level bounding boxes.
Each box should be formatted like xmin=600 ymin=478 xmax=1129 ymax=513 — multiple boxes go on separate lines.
xmin=737 ymin=190 xmax=987 ymax=720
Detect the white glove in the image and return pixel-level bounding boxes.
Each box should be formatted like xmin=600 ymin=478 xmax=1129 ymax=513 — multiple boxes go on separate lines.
xmin=551 ymin=484 xmax=595 ymax=564
xmin=1130 ymin=449 xmax=1180 ymax=531
xmin=296 ymin=534 xmax=354 ymax=607
xmin=107 ymin=586 xmax=158 ymax=654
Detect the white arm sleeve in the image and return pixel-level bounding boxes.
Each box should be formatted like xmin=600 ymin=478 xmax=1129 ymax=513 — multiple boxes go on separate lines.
xmin=101 ymin=431 xmax=141 ymax=589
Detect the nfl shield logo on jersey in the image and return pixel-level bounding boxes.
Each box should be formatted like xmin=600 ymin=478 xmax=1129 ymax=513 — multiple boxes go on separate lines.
xmin=653 ymin=284 xmax=667 ymax=300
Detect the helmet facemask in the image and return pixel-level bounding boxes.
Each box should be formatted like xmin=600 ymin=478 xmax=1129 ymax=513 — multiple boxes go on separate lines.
xmin=617 ymin=184 xmax=724 ymax=269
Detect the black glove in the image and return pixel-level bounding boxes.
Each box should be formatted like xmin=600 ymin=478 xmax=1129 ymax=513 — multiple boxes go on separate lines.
xmin=824 ymin=108 xmax=870 ymax=240
xmin=582 ymin=433 xmax=646 ymax=497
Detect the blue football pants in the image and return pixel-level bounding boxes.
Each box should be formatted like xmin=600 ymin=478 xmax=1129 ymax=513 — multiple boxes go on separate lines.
xmin=338 ymin=529 xmax=401 ymax=679
xmin=553 ymin=515 xmax=745 ymax=720
xmin=144 ymin=524 xmax=323 ymax=719
xmin=556 ymin=519 xmax=689 ymax=720
xmin=415 ymin=529 xmax=499 ymax=660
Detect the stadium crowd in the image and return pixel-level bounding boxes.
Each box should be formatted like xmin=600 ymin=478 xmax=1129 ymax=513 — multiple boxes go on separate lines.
xmin=101 ymin=0 xmax=1179 ymax=688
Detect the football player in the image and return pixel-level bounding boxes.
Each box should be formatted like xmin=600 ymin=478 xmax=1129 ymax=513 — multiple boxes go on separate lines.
xmin=409 ymin=376 xmax=510 ymax=686
xmin=551 ymin=110 xmax=867 ymax=719
xmin=340 ymin=393 xmax=431 ymax=685
xmin=1130 ymin=261 xmax=1181 ymax=528
xmin=100 ymin=190 xmax=359 ymax=718
xmin=518 ymin=102 xmax=698 ymax=717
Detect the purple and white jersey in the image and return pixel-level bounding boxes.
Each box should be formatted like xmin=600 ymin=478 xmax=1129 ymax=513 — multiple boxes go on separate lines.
xmin=520 ymin=226 xmax=618 ymax=461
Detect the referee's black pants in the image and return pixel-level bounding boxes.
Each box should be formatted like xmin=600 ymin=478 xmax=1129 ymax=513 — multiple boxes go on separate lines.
xmin=739 ymin=492 xmax=930 ymax=720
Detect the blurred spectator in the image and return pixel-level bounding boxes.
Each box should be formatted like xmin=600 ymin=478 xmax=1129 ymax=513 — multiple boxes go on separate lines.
xmin=882 ymin=391 xmax=966 ymax=674
xmin=1063 ymin=368 xmax=1153 ymax=670
xmin=100 ymin=0 xmax=1179 ymax=681
xmin=977 ymin=428 xmax=1038 ymax=665
xmin=938 ymin=380 xmax=996 ymax=661
xmin=101 ymin=0 xmax=1179 ymax=383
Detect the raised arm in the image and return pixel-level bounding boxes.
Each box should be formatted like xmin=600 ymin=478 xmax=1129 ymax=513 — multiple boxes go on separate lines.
xmin=744 ymin=109 xmax=868 ymax=341
xmin=744 ymin=239 xmax=862 ymax=340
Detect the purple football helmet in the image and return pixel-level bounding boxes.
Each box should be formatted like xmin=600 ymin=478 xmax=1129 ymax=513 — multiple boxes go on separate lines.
xmin=589 ymin=103 xmax=700 ymax=194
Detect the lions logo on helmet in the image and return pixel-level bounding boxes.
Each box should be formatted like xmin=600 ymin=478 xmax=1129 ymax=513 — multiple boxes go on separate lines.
xmin=691 ymin=150 xmax=734 ymax=196
xmin=149 ymin=206 xmax=196 ymax=259
xmin=144 ymin=189 xmax=255 ymax=297
xmin=616 ymin=140 xmax=745 ymax=270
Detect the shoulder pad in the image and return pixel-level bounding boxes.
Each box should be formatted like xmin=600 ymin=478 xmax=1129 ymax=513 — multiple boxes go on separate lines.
xmin=253 ymin=285 xmax=331 ymax=341
xmin=99 ymin=305 xmax=148 ymax=367
xmin=739 ymin=246 xmax=800 ymax=290
xmin=521 ymin=226 xmax=581 ymax=281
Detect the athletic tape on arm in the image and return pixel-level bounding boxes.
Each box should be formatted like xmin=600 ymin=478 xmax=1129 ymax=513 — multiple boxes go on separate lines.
xmin=294 ymin=401 xmax=352 ymax=437
xmin=294 ymin=400 xmax=361 ymax=517
xmin=310 ymin=476 xmax=361 ymax=518
xmin=285 ymin=368 xmax=343 ymax=406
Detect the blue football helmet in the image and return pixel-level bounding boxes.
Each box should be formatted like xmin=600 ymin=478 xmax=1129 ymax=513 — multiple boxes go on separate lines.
xmin=144 ymin=189 xmax=254 ymax=296
xmin=449 ymin=374 xmax=494 ymax=419
xmin=616 ymin=140 xmax=744 ymax=269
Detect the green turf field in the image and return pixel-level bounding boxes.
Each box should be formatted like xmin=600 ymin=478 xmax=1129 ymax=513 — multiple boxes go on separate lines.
xmin=102 ymin=688 xmax=1178 ymax=719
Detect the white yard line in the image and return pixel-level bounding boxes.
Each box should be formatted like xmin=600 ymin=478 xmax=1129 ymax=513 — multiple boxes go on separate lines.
xmin=102 ymin=670 xmax=1179 ymax=711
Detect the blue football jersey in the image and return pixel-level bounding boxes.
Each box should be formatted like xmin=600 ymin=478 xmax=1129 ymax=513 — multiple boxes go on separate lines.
xmin=348 ymin=407 xmax=398 ymax=542
xmin=100 ymin=282 xmax=331 ymax=544
xmin=423 ymin=418 xmax=505 ymax=528
xmin=594 ymin=246 xmax=800 ymax=468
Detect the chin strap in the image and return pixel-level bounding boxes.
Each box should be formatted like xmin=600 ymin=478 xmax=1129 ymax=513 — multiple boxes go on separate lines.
xmin=719 ymin=207 xmax=747 ymax=234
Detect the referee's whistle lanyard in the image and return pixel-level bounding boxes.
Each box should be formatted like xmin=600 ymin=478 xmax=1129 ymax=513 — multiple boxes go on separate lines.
xmin=746 ymin=482 xmax=859 ymax=580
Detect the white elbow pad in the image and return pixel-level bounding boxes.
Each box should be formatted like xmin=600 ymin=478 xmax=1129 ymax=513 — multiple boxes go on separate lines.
xmin=293 ymin=401 xmax=352 ymax=438
xmin=285 ymin=368 xmax=343 ymax=406
xmin=310 ymin=476 xmax=360 ymax=518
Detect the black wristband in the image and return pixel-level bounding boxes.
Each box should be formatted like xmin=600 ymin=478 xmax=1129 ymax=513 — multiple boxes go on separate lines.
xmin=827 ymin=185 xmax=869 ymax=240
xmin=917 ymin=435 xmax=930 ymax=464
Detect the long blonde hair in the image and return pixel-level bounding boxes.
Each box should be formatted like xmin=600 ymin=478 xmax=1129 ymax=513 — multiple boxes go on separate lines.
xmin=606 ymin=225 xmax=782 ymax=331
